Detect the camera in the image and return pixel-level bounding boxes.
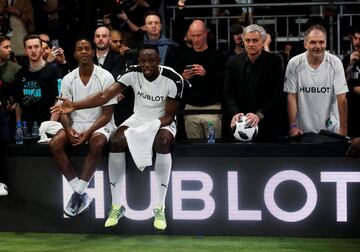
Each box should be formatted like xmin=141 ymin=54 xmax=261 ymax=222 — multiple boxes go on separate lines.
xmin=51 ymin=39 xmax=59 ymax=49
xmin=185 ymin=64 xmax=193 ymax=70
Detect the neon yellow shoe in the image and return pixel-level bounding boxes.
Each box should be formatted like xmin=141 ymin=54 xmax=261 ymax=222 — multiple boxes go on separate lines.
xmin=153 ymin=206 xmax=167 ymax=230
xmin=104 ymin=205 xmax=126 ymax=227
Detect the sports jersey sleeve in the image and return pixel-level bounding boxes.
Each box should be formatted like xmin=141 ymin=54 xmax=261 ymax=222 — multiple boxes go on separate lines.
xmin=284 ymin=57 xmax=298 ymax=94
xmin=167 ymin=77 xmax=183 ymax=101
xmin=333 ymin=57 xmax=349 ymax=95
xmin=60 ymin=74 xmax=73 ymax=101
xmin=116 ymin=66 xmax=135 ymax=88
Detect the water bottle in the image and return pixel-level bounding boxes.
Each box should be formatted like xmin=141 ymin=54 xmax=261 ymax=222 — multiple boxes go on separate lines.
xmin=207 ymin=121 xmax=216 ymax=144
xmin=15 ymin=121 xmax=23 ymax=144
xmin=32 ymin=121 xmax=39 ymax=138
xmin=22 ymin=121 xmax=28 ymax=138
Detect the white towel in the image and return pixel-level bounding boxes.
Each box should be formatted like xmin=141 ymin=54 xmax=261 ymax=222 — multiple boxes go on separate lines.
xmin=37 ymin=121 xmax=64 ymax=143
xmin=124 ymin=119 xmax=161 ymax=171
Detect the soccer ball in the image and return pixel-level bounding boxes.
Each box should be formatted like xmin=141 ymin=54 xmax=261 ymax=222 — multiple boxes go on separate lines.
xmin=233 ymin=116 xmax=259 ymax=142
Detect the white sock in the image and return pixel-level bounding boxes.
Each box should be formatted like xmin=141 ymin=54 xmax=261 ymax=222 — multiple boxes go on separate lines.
xmin=108 ymin=152 xmax=126 ymax=206
xmin=154 ymin=153 xmax=172 ymax=207
xmin=75 ymin=179 xmax=89 ymax=195
xmin=68 ymin=177 xmax=79 ymax=192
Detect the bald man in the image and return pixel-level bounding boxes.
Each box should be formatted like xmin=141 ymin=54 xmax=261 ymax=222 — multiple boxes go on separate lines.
xmin=93 ymin=26 xmax=125 ymax=79
xmin=174 ymin=20 xmax=225 ymax=140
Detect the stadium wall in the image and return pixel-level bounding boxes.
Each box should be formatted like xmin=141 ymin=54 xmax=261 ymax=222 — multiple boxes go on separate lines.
xmin=1 ymin=142 xmax=359 ymax=237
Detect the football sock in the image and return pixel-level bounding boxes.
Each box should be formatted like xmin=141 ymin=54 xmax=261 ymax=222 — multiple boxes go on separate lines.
xmin=75 ymin=179 xmax=89 ymax=195
xmin=108 ymin=152 xmax=126 ymax=206
xmin=154 ymin=153 xmax=172 ymax=207
xmin=68 ymin=177 xmax=79 ymax=192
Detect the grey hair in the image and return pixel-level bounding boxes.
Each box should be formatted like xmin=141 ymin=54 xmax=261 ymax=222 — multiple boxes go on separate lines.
xmin=243 ymin=24 xmax=267 ymax=42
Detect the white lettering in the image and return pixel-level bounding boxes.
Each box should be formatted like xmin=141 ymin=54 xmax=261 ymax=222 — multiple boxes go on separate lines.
xmin=321 ymin=172 xmax=360 ymax=222
xmin=264 ymin=170 xmax=317 ymax=222
xmin=172 ymin=171 xmax=215 ymax=220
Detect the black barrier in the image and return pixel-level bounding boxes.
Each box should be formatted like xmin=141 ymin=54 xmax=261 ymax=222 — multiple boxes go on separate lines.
xmin=0 ymin=142 xmax=359 ymax=237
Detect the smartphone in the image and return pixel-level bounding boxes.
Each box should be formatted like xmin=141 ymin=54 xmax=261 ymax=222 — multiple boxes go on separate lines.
xmin=51 ymin=39 xmax=59 ymax=49
xmin=185 ymin=64 xmax=193 ymax=70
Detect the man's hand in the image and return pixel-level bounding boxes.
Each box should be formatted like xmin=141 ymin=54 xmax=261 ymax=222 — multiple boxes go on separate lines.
xmin=65 ymin=128 xmax=80 ymax=145
xmin=289 ymin=127 xmax=303 ymax=137
xmin=182 ymin=68 xmax=195 ymax=80
xmin=192 ymin=64 xmax=206 ymax=77
xmin=230 ymin=113 xmax=244 ymax=128
xmin=245 ymin=112 xmax=260 ymax=127
xmin=350 ymin=51 xmax=360 ymax=66
xmin=72 ymin=130 xmax=91 ymax=146
xmin=50 ymin=97 xmax=74 ymax=114
xmin=346 ymin=137 xmax=360 ymax=158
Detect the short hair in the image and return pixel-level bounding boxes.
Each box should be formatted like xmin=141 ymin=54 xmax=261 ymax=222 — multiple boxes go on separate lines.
xmin=304 ymin=25 xmax=327 ymax=41
xmin=74 ymin=37 xmax=95 ymax=50
xmin=144 ymin=10 xmax=162 ymax=23
xmin=350 ymin=25 xmax=360 ymax=36
xmin=243 ymin=24 xmax=267 ymax=42
xmin=0 ymin=35 xmax=10 ymax=44
xmin=23 ymin=34 xmax=41 ymax=47
xmin=94 ymin=25 xmax=110 ymax=35
xmin=138 ymin=43 xmax=159 ymax=56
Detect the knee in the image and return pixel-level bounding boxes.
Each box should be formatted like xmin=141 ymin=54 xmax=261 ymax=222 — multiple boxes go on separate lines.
xmin=154 ymin=135 xmax=171 ymax=153
xmin=110 ymin=134 xmax=126 ymax=152
xmin=49 ymin=136 xmax=64 ymax=153
xmin=88 ymin=137 xmax=107 ymax=153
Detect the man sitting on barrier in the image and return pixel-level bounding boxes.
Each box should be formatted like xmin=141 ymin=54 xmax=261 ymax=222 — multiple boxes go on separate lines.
xmin=49 ymin=38 xmax=117 ymax=217
xmin=51 ymin=44 xmax=184 ymax=230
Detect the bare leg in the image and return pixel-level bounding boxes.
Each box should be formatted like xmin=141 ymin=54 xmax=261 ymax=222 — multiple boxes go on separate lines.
xmin=49 ymin=129 xmax=77 ymax=181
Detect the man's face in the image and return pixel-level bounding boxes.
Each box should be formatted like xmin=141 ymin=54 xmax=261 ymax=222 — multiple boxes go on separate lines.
xmin=304 ymin=29 xmax=326 ymax=60
xmin=233 ymin=33 xmax=243 ymax=47
xmin=25 ymin=38 xmax=43 ymax=62
xmin=351 ymin=32 xmax=360 ymax=52
xmin=110 ymin=32 xmax=124 ymax=52
xmin=145 ymin=15 xmax=161 ymax=38
xmin=0 ymin=39 xmax=11 ymax=61
xmin=138 ymin=48 xmax=160 ymax=79
xmin=188 ymin=26 xmax=207 ymax=52
xmin=41 ymin=41 xmax=50 ymax=60
xmin=243 ymin=31 xmax=263 ymax=57
xmin=94 ymin=27 xmax=110 ymax=50
xmin=74 ymin=40 xmax=94 ymax=65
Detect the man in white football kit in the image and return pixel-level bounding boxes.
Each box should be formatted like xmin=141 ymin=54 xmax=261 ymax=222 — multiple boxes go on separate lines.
xmin=51 ymin=44 xmax=184 ymax=230
xmin=284 ymin=25 xmax=348 ymax=137
xmin=49 ymin=38 xmax=117 ymax=217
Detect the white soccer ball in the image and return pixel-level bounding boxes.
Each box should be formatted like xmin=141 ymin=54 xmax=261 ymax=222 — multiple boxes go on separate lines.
xmin=233 ymin=116 xmax=259 ymax=142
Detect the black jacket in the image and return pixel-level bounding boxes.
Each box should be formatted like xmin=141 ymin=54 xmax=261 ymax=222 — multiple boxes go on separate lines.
xmin=224 ymin=51 xmax=285 ymax=141
xmin=93 ymin=49 xmax=126 ymax=79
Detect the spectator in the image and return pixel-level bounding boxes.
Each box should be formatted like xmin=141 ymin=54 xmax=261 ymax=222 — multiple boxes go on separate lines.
xmin=0 ymin=0 xmax=34 ymax=67
xmin=284 ymin=25 xmax=348 ymax=137
xmin=342 ymin=25 xmax=360 ymax=137
xmin=93 ymin=25 xmax=125 ymax=79
xmin=49 ymin=38 xmax=117 ymax=217
xmin=119 ymin=10 xmax=179 ymax=66
xmin=224 ymin=24 xmax=284 ymax=141
xmin=175 ymin=20 xmax=225 ymax=139
xmin=0 ymin=35 xmax=21 ymax=142
xmin=13 ymin=34 xmax=61 ymax=127
xmin=0 ymin=35 xmax=21 ymax=196
xmin=110 ymin=29 xmax=136 ymax=67
xmin=225 ymin=22 xmax=244 ymax=60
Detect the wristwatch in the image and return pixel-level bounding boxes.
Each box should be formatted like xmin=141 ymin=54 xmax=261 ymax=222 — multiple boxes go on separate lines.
xmin=256 ymin=111 xmax=264 ymax=120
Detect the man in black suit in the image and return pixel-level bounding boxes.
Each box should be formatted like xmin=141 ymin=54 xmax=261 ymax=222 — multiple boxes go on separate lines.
xmin=93 ymin=26 xmax=125 ymax=79
xmin=223 ymin=24 xmax=284 ymax=141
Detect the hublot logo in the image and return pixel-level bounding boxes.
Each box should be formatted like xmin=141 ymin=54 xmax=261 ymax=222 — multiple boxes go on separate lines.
xmin=299 ymin=86 xmax=331 ymax=93
xmin=137 ymin=91 xmax=164 ymax=102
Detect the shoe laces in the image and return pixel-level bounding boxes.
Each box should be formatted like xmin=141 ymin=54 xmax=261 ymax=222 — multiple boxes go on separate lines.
xmin=108 ymin=207 xmax=122 ymax=219
xmin=154 ymin=207 xmax=165 ymax=220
